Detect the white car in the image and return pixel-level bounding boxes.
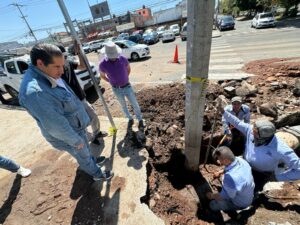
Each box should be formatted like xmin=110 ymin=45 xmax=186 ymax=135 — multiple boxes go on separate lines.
xmin=89 ymin=39 xmax=104 ymax=52
xmin=114 ymin=40 xmax=150 ymax=61
xmin=156 ymin=26 xmax=166 ymax=38
xmin=169 ymin=24 xmax=180 ymax=36
xmin=251 ymin=12 xmax=276 ymax=28
xmin=161 ymin=30 xmax=176 ymax=43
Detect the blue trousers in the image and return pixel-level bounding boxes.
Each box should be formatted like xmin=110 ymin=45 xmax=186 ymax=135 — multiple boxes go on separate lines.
xmin=47 ymin=131 xmax=103 ymax=179
xmin=112 ymin=84 xmax=142 ymax=121
xmin=0 ymin=155 xmax=20 ymax=173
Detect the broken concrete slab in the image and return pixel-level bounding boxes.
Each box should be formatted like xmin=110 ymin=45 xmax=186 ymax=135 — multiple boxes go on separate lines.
xmin=262 ymin=181 xmax=300 ymax=208
xmin=259 ymin=103 xmax=278 ymax=118
xmin=275 ymin=111 xmax=300 ymax=128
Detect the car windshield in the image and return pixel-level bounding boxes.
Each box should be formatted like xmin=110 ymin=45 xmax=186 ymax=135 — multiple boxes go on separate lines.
xmin=222 ymin=16 xmax=234 ymax=22
xmin=123 ymin=40 xmax=137 ymax=47
xmin=260 ymin=13 xmax=273 ymax=18
xmin=157 ymin=27 xmax=165 ymax=31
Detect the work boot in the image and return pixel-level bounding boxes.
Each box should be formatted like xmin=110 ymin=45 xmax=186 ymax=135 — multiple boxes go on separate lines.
xmin=17 ymin=166 xmax=31 ymax=177
xmin=93 ymin=171 xmax=114 ymax=181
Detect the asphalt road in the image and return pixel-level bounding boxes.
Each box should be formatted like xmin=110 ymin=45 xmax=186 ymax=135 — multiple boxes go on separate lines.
xmin=88 ymin=17 xmax=300 ymax=84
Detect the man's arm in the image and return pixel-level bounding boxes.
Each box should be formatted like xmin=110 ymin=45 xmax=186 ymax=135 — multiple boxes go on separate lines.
xmin=100 ymin=71 xmax=109 ymax=82
xmin=244 ymin=105 xmax=251 ymax=124
xmin=223 ymin=111 xmax=251 ymax=137
xmin=127 ymin=64 xmax=131 ymax=76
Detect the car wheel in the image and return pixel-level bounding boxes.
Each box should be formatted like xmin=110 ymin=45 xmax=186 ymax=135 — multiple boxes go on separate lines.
xmin=131 ymin=52 xmax=140 ymax=61
xmin=5 ymin=86 xmax=19 ymax=98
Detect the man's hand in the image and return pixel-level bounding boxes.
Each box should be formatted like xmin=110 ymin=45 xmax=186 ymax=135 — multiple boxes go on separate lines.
xmin=213 ymin=170 xmax=224 ymax=179
xmin=76 ymin=143 xmax=84 ymax=151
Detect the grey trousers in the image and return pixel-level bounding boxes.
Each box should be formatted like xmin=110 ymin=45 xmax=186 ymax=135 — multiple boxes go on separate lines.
xmin=81 ymin=99 xmax=100 ymax=136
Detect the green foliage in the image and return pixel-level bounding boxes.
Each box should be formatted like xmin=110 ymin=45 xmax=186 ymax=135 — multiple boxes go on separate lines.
xmin=220 ymin=0 xmax=299 ymax=16
xmin=277 ymin=0 xmax=300 ymax=16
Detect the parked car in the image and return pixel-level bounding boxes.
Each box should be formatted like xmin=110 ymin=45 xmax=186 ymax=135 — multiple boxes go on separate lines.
xmin=169 ymin=24 xmax=180 ymax=36
xmin=216 ymin=15 xmax=235 ymax=31
xmin=180 ymin=22 xmax=187 ymax=41
xmin=156 ymin=26 xmax=166 ymax=38
xmin=251 ymin=12 xmax=276 ymax=28
xmin=132 ymin=30 xmax=143 ymax=36
xmin=118 ymin=33 xmax=129 ymax=40
xmin=114 ymin=40 xmax=150 ymax=61
xmin=143 ymin=32 xmax=159 ymax=45
xmin=129 ymin=34 xmax=144 ymax=44
xmin=82 ymin=43 xmax=91 ymax=53
xmin=161 ymin=30 xmax=176 ymax=43
xmin=89 ymin=39 xmax=105 ymax=52
xmin=142 ymin=28 xmax=154 ymax=38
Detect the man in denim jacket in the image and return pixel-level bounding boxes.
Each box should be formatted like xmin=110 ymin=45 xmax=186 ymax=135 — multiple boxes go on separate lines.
xmin=19 ymin=43 xmax=113 ymax=181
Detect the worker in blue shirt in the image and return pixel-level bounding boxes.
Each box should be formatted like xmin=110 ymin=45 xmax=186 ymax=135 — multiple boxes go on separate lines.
xmin=222 ymin=96 xmax=250 ymax=151
xmin=206 ymin=146 xmax=255 ymax=211
xmin=219 ymin=99 xmax=300 ymax=181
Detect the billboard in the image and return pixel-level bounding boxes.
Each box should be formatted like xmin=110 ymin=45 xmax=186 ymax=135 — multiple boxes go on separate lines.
xmin=90 ymin=1 xmax=110 ymax=19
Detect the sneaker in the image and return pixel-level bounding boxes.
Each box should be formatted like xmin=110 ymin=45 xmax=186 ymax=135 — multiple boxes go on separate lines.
xmin=17 ymin=166 xmax=31 ymax=177
xmin=96 ymin=156 xmax=107 ymax=166
xmin=94 ymin=131 xmax=108 ymax=139
xmin=93 ymin=171 xmax=114 ymax=181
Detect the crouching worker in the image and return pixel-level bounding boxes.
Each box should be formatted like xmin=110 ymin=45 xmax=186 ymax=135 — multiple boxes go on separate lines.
xmin=206 ymin=146 xmax=255 ymax=212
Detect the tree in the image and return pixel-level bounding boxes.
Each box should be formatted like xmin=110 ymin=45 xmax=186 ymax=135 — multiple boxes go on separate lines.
xmin=277 ymin=0 xmax=300 ymax=16
xmin=256 ymin=0 xmax=274 ymax=11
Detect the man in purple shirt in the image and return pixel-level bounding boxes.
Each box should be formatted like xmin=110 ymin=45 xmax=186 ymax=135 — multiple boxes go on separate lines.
xmin=99 ymin=41 xmax=143 ymax=128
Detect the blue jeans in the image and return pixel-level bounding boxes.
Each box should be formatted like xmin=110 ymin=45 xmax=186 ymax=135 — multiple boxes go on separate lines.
xmin=48 ymin=131 xmax=103 ymax=179
xmin=209 ymin=199 xmax=240 ymax=211
xmin=112 ymin=84 xmax=142 ymax=121
xmin=0 ymin=156 xmax=20 ymax=173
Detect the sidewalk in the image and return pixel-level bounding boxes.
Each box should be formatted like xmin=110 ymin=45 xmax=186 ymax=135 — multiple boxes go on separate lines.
xmin=0 ymin=107 xmax=164 ymax=225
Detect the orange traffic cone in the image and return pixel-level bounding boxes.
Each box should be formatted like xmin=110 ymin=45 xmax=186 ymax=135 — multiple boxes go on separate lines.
xmin=173 ymin=45 xmax=179 ymax=63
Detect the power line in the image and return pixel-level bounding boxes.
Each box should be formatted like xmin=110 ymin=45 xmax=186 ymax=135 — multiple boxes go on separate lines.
xmin=10 ymin=3 xmax=38 ymax=42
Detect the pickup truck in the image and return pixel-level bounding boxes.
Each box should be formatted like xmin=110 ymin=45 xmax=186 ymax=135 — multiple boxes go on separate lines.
xmin=0 ymin=54 xmax=100 ymax=98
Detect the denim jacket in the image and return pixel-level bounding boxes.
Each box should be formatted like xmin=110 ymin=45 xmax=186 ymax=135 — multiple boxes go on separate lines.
xmin=19 ymin=64 xmax=90 ymax=148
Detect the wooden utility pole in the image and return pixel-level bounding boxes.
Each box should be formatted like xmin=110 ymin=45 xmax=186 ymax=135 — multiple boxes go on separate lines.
xmin=185 ymin=0 xmax=215 ymax=171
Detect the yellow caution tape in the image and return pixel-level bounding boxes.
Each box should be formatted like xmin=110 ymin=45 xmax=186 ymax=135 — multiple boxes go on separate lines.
xmin=108 ymin=127 xmax=118 ymax=135
xmin=185 ymin=75 xmax=209 ymax=97
xmin=186 ymin=76 xmax=208 ymax=83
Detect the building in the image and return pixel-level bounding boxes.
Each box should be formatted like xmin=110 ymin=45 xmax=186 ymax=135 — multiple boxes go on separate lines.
xmin=135 ymin=5 xmax=153 ymax=21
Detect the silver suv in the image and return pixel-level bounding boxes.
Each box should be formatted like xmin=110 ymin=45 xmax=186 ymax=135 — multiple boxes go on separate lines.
xmin=251 ymin=12 xmax=276 ymax=28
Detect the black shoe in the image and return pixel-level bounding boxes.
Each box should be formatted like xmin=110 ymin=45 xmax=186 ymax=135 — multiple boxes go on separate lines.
xmin=93 ymin=171 xmax=114 ymax=181
xmin=94 ymin=131 xmax=108 ymax=139
xmin=100 ymin=87 xmax=105 ymax=94
xmin=138 ymin=120 xmax=144 ymax=129
xmin=128 ymin=119 xmax=134 ymax=127
xmin=92 ymin=138 xmax=101 ymax=145
xmin=96 ymin=156 xmax=107 ymax=166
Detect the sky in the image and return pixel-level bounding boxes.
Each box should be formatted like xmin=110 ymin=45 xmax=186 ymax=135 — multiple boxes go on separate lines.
xmin=0 ymin=0 xmax=182 ymax=44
